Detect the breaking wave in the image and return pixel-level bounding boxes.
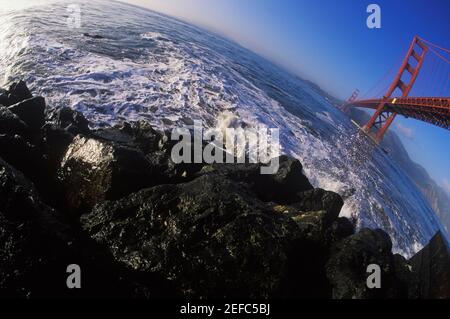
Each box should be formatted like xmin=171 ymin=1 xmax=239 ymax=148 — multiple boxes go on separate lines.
xmin=0 ymin=0 xmax=446 ymax=257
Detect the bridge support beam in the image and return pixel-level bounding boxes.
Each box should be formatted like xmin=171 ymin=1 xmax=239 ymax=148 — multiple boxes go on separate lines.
xmin=346 ymin=97 xmax=450 ymax=130
xmin=363 ymin=36 xmax=428 ymax=142
xmin=376 ymin=112 xmax=396 ymax=141
xmin=342 ymin=89 xmax=359 ymax=113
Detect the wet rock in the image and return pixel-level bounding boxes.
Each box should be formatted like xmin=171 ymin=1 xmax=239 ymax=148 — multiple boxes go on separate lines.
xmin=393 ymin=253 xmax=418 ymax=298
xmin=291 ymin=188 xmax=344 ymax=226
xmin=0 ymin=116 xmax=79 ymax=211
xmin=41 ymin=124 xmax=75 ymax=169
xmin=0 ymin=157 xmax=72 ymax=297
xmin=263 ymin=155 xmax=314 ymax=203
xmin=284 ymin=210 xmax=326 ymax=243
xmin=58 ymin=134 xmax=157 ymax=214
xmin=275 ymin=209 xmax=352 ymax=298
xmin=92 ymin=121 xmax=161 ymax=153
xmin=0 ymin=134 xmax=46 ymax=186
xmin=81 ymin=173 xmax=302 ymax=298
xmin=83 ymin=33 xmax=105 ymax=39
xmin=326 ymin=228 xmax=411 ymax=299
xmin=268 ymin=200 xmax=354 ymax=298
xmin=6 ymin=81 xmax=33 ymax=106
xmin=199 ymin=155 xmax=314 ymax=204
xmin=27 ymin=125 xmax=75 ymax=211
xmin=0 ymin=156 xmax=153 ymax=298
xmin=92 ymin=123 xmax=137 ymax=147
xmin=326 ymin=217 xmax=355 ymax=244
xmin=128 ymin=121 xmax=163 ymax=153
xmin=92 ymin=122 xmax=204 ymax=184
xmin=152 ymin=130 xmax=208 ymax=182
xmin=8 ymin=97 xmax=46 ymax=130
xmin=199 ymin=162 xmax=261 ymax=183
xmin=48 ymin=107 xmax=90 ymax=134
xmin=0 ymin=107 xmax=29 ymax=137
xmin=409 ymin=231 xmax=450 ymax=298
xmin=0 ymin=92 xmax=9 ymax=106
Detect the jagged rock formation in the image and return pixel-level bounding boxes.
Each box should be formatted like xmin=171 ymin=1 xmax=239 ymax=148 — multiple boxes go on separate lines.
xmin=0 ymin=81 xmax=449 ymax=299
xmin=409 ymin=232 xmax=450 ymax=298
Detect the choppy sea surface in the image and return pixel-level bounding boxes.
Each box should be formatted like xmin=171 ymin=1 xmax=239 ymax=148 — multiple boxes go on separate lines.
xmin=0 ymin=0 xmax=447 ymax=257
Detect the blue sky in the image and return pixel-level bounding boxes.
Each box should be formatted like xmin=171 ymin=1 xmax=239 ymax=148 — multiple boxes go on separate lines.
xmin=128 ymin=1 xmax=449 ymax=192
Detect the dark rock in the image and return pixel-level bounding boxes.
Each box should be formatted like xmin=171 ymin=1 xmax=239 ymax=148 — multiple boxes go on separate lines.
xmin=275 ymin=209 xmax=334 ymax=298
xmin=326 ymin=217 xmax=355 ymax=244
xmin=81 ymin=173 xmax=302 ymax=298
xmin=92 ymin=121 xmax=160 ymax=152
xmin=273 ymin=208 xmax=353 ymax=298
xmin=409 ymin=231 xmax=450 ymax=298
xmin=0 ymin=92 xmax=9 ymax=107
xmin=263 ymin=155 xmax=314 ymax=203
xmin=130 ymin=121 xmax=165 ymax=154
xmin=92 ymin=123 xmax=137 ymax=146
xmin=93 ymin=123 xmax=205 ymax=183
xmin=199 ymin=155 xmax=314 ymax=204
xmin=268 ymin=200 xmax=352 ymax=298
xmin=0 ymin=107 xmax=29 ymax=137
xmin=0 ymin=134 xmax=46 ymax=186
xmin=283 ymin=210 xmax=352 ymax=247
xmin=33 ymin=125 xmax=76 ymax=210
xmin=48 ymin=107 xmax=90 ymax=134
xmin=0 ymin=156 xmax=158 ymax=298
xmin=0 ymin=128 xmax=75 ymax=211
xmin=57 ymin=134 xmax=157 ymax=214
xmin=291 ymin=188 xmax=344 ymax=226
xmin=0 ymin=157 xmax=72 ymax=297
xmin=6 ymin=81 xmax=33 ymax=105
xmin=285 ymin=210 xmax=329 ymax=244
xmin=83 ymin=33 xmax=105 ymax=39
xmin=8 ymin=97 xmax=45 ymax=130
xmin=41 ymin=124 xmax=75 ymax=169
xmin=145 ymin=149 xmax=201 ymax=183
xmin=326 ymin=228 xmax=411 ymax=299
xmin=151 ymin=130 xmax=207 ymax=182
xmin=393 ymin=253 xmax=419 ymax=298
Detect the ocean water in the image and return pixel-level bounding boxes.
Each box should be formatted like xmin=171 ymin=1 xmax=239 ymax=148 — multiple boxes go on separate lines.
xmin=0 ymin=0 xmax=446 ymax=257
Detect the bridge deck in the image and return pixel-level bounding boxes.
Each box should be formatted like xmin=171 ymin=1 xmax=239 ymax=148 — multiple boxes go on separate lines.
xmin=347 ymin=97 xmax=450 ymax=130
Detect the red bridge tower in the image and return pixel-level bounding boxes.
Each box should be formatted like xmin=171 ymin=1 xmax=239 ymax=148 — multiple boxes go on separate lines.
xmin=363 ymin=36 xmax=428 ymax=142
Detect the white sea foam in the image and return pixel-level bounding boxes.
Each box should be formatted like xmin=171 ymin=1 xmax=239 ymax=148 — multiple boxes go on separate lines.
xmin=0 ymin=1 xmax=444 ymax=257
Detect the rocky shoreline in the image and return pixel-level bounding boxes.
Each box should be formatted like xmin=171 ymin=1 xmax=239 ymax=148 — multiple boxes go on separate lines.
xmin=0 ymin=81 xmax=449 ymax=298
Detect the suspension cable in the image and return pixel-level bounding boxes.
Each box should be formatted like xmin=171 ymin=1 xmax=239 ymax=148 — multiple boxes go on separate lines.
xmin=419 ymin=37 xmax=450 ymax=54
xmin=428 ymin=47 xmax=450 ymax=64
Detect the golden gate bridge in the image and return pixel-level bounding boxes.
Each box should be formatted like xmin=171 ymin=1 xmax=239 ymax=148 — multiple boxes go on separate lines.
xmin=343 ymin=36 xmax=450 ymax=143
